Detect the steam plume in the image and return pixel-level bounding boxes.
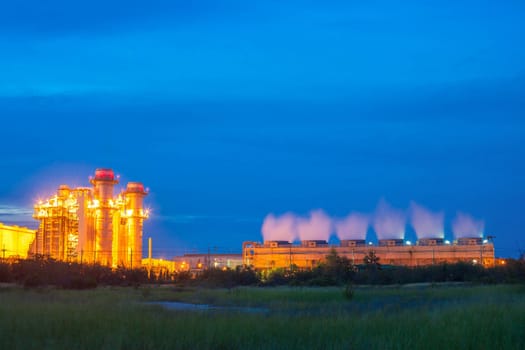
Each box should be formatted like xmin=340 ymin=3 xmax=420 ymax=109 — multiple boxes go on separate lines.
xmin=261 ymin=213 xmax=297 ymax=242
xmin=335 ymin=213 xmax=369 ymax=240
xmin=296 ymin=209 xmax=332 ymax=241
xmin=409 ymin=201 xmax=444 ymax=239
xmin=452 ymin=212 xmax=484 ymax=238
xmin=372 ymin=199 xmax=406 ymax=240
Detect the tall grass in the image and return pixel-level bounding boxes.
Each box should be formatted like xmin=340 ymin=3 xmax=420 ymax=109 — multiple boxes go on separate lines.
xmin=0 ymin=285 xmax=524 ymax=349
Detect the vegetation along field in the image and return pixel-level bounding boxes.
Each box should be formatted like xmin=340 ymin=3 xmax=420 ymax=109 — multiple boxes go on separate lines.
xmin=1 ymin=284 xmax=524 ymax=350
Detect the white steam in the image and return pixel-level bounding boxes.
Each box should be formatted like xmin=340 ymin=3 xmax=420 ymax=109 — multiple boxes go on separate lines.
xmin=409 ymin=201 xmax=444 ymax=239
xmin=261 ymin=210 xmax=333 ymax=242
xmin=452 ymin=212 xmax=484 ymax=238
xmin=261 ymin=213 xmax=297 ymax=242
xmin=261 ymin=202 xmax=485 ymax=242
xmin=372 ymin=199 xmax=406 ymax=240
xmin=296 ymin=210 xmax=333 ymax=241
xmin=335 ymin=213 xmax=369 ymax=240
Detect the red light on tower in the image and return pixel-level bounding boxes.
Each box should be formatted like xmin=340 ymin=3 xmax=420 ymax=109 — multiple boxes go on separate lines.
xmin=94 ymin=168 xmax=115 ymax=181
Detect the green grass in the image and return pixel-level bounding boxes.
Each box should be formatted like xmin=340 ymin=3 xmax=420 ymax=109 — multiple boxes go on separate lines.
xmin=0 ymin=284 xmax=524 ymax=349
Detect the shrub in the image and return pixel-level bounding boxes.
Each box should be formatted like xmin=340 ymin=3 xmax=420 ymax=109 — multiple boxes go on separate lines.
xmin=61 ymin=276 xmax=98 ymax=290
xmin=23 ymin=274 xmax=45 ymax=289
xmin=343 ymin=283 xmax=354 ymax=300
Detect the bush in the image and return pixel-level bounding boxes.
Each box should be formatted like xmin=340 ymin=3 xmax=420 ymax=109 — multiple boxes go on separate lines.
xmin=0 ymin=263 xmax=12 ymax=282
xmin=61 ymin=276 xmax=98 ymax=290
xmin=3 ymin=256 xmax=525 ymax=288
xmin=23 ymin=274 xmax=45 ymax=289
xmin=343 ymin=283 xmax=354 ymax=300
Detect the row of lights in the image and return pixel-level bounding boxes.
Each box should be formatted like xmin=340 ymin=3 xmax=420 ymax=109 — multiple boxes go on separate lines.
xmin=365 ymin=239 xmax=490 ymax=246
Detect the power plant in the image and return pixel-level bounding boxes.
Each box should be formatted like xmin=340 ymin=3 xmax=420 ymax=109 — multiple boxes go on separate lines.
xmin=0 ymin=170 xmax=500 ymax=273
xmin=31 ymin=169 xmax=148 ymax=268
xmin=246 ymin=206 xmax=497 ymax=270
xmin=242 ymin=237 xmax=495 ymax=270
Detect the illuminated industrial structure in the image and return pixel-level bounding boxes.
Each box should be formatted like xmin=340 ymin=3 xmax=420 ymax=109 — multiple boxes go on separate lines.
xmin=173 ymin=253 xmax=243 ymax=272
xmin=243 ymin=238 xmax=495 ymax=270
xmin=32 ymin=169 xmax=148 ymax=268
xmin=0 ymin=223 xmax=36 ymax=259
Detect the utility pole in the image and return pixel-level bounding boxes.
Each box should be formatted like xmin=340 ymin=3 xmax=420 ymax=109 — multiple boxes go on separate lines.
xmin=480 ymin=244 xmax=483 ymax=266
xmin=289 ymin=245 xmax=292 ymax=268
xmin=148 ymin=237 xmax=152 ymax=279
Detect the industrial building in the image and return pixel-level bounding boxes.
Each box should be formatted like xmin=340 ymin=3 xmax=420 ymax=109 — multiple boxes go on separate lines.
xmin=0 ymin=223 xmax=36 ymax=259
xmin=243 ymin=238 xmax=495 ymax=270
xmin=142 ymin=258 xmax=176 ymax=276
xmin=0 ymin=167 xmax=500 ymax=273
xmin=31 ymin=169 xmax=148 ymax=268
xmin=173 ymin=253 xmax=243 ymax=272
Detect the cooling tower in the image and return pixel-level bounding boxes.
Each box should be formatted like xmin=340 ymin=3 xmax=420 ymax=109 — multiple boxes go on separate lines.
xmin=378 ymin=239 xmax=404 ymax=247
xmin=457 ymin=237 xmax=483 ymax=246
xmin=264 ymin=240 xmax=292 ymax=248
xmin=340 ymin=239 xmax=366 ymax=247
xmin=417 ymin=238 xmax=444 ymax=246
xmin=301 ymin=240 xmax=328 ymax=248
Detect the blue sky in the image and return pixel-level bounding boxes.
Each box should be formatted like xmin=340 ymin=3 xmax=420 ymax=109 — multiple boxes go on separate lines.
xmin=0 ymin=1 xmax=524 ymax=257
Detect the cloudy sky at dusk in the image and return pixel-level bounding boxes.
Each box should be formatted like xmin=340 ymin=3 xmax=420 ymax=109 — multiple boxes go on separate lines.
xmin=1 ymin=1 xmax=524 ymax=257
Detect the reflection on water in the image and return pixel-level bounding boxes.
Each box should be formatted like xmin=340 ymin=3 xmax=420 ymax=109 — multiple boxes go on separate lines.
xmin=147 ymin=301 xmax=268 ymax=314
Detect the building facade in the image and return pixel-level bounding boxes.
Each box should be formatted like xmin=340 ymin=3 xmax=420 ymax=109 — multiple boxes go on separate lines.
xmin=243 ymin=238 xmax=495 ymax=270
xmin=0 ymin=223 xmax=36 ymax=259
xmin=173 ymin=253 xmax=243 ymax=272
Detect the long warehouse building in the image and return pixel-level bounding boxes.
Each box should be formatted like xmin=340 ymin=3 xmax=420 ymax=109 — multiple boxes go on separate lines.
xmin=243 ymin=238 xmax=495 ymax=269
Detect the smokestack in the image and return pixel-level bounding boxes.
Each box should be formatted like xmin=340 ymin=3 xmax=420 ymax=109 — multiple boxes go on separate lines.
xmin=90 ymin=168 xmax=118 ymax=266
xmin=124 ymin=182 xmax=148 ymax=269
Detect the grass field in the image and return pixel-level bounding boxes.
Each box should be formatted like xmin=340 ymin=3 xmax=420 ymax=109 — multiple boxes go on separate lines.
xmin=0 ymin=284 xmax=524 ymax=349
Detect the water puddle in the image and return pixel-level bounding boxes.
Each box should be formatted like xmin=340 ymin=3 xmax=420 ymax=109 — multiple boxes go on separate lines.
xmin=148 ymin=301 xmax=269 ymax=314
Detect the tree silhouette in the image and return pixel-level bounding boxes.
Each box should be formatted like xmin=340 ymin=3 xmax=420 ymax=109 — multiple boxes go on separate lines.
xmin=363 ymin=250 xmax=381 ymax=268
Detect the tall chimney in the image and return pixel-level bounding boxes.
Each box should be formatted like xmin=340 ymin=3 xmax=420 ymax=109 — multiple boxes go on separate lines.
xmin=90 ymin=168 xmax=118 ymax=266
